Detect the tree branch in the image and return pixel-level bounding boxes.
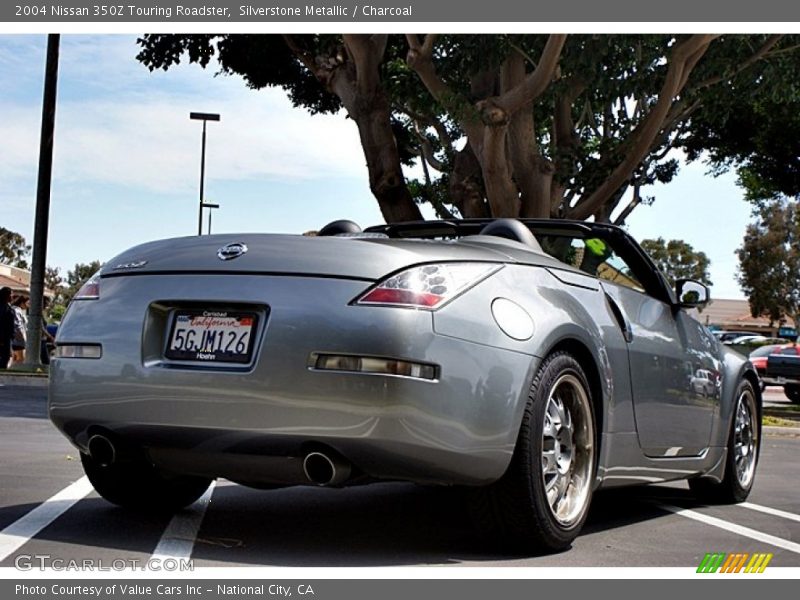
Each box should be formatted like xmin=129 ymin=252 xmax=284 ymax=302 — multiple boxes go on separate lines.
xmin=495 ymin=34 xmax=567 ymax=114
xmin=405 ymin=34 xmax=483 ymax=141
xmin=395 ymin=104 xmax=456 ymax=161
xmin=282 ymin=34 xmax=317 ymax=74
xmin=344 ymin=34 xmax=384 ymax=95
xmin=570 ymin=34 xmax=718 ymax=220
xmin=692 ymin=34 xmax=783 ymax=92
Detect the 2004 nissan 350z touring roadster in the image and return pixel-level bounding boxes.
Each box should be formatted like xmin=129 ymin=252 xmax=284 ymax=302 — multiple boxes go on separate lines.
xmin=49 ymin=218 xmax=761 ymax=551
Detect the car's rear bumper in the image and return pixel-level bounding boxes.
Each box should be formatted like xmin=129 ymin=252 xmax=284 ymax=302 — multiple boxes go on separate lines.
xmin=49 ymin=274 xmax=537 ymax=486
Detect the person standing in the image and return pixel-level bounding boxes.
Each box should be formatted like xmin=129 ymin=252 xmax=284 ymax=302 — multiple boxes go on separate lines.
xmin=11 ymin=295 xmax=29 ymax=365
xmin=0 ymin=287 xmax=15 ymax=369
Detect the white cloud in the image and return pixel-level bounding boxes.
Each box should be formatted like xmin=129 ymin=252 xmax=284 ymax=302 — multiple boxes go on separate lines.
xmin=0 ymin=35 xmax=369 ymax=200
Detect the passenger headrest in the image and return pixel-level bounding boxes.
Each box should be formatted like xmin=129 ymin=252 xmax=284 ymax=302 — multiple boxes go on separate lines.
xmin=318 ymin=220 xmax=362 ymax=236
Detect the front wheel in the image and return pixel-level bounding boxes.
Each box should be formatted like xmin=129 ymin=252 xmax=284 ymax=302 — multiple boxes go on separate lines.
xmin=475 ymin=352 xmax=596 ymax=552
xmin=689 ymin=379 xmax=759 ymax=503
xmin=81 ymin=451 xmax=213 ymax=512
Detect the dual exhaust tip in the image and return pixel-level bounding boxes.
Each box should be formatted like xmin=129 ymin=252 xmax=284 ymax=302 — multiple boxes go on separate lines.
xmin=302 ymin=451 xmax=351 ymax=486
xmin=89 ymin=434 xmax=351 ymax=487
xmin=87 ymin=434 xmax=116 ymax=467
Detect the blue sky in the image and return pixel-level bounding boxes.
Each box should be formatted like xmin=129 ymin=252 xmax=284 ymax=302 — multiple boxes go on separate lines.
xmin=0 ymin=34 xmax=753 ymax=298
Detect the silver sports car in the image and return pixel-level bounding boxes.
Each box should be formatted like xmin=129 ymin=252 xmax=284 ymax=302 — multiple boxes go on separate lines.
xmin=48 ymin=218 xmax=760 ymax=551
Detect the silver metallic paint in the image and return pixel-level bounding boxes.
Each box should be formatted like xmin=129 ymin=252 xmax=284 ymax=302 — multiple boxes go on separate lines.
xmin=49 ymin=230 xmax=757 ymax=490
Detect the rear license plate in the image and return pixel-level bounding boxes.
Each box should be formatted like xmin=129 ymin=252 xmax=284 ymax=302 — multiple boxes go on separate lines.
xmin=165 ymin=310 xmax=258 ymax=364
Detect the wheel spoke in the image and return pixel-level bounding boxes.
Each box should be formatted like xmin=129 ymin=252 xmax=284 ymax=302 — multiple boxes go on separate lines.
xmin=542 ymin=449 xmax=558 ymax=476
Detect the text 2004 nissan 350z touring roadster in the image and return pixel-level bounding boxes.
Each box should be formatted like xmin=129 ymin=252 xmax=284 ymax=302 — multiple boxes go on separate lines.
xmin=49 ymin=218 xmax=761 ymax=551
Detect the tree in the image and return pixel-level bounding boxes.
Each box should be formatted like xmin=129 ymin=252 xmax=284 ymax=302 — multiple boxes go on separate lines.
xmin=640 ymin=238 xmax=712 ymax=287
xmin=137 ymin=34 xmax=800 ymax=224
xmin=737 ymin=200 xmax=800 ymax=331
xmin=0 ymin=227 xmax=31 ymax=268
xmin=43 ymin=266 xmax=66 ymax=321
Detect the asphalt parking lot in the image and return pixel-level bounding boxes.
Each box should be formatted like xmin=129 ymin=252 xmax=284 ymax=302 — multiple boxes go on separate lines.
xmin=0 ymin=383 xmax=798 ymax=569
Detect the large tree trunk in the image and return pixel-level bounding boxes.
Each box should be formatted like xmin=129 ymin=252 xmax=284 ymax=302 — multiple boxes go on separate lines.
xmin=286 ymin=34 xmax=421 ymax=223
xmin=342 ymin=35 xmax=422 ymax=223
xmin=350 ymin=91 xmax=422 ymax=222
xmin=448 ymin=146 xmax=489 ymax=218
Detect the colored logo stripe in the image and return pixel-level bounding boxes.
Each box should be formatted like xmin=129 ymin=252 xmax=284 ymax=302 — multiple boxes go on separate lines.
xmin=697 ymin=553 xmax=726 ymax=573
xmin=697 ymin=552 xmax=773 ymax=573
xmin=745 ymin=553 xmax=773 ymax=573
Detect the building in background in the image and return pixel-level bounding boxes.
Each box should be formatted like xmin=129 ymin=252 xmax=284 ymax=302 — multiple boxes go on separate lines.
xmin=0 ymin=264 xmax=54 ymax=298
xmin=691 ymin=298 xmax=797 ymax=339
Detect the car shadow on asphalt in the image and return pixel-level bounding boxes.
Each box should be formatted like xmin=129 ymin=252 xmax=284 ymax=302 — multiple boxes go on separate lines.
xmin=0 ymin=481 xmax=710 ymax=567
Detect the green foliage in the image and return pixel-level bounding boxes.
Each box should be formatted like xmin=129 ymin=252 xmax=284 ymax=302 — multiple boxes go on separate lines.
xmin=640 ymin=238 xmax=712 ymax=287
xmin=44 ymin=266 xmax=65 ymax=321
xmin=0 ymin=227 xmax=31 ymax=269
xmin=137 ymin=35 xmax=342 ymax=114
xmin=136 ymin=34 xmax=800 ymax=221
xmin=737 ymin=200 xmax=800 ymax=330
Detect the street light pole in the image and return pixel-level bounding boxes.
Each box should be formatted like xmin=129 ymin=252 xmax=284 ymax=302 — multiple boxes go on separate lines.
xmin=205 ymin=202 xmax=219 ymax=235
xmin=189 ymin=112 xmax=220 ymax=235
xmin=24 ymin=33 xmax=60 ymax=369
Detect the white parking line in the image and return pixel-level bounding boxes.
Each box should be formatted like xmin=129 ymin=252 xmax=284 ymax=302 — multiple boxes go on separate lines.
xmin=0 ymin=476 xmax=94 ymax=562
xmin=150 ymin=481 xmax=216 ymax=560
xmin=658 ymin=503 xmax=800 ymax=554
xmin=739 ymin=502 xmax=800 ymax=524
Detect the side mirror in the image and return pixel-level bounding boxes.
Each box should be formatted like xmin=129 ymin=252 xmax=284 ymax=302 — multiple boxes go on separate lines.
xmin=676 ymin=279 xmax=710 ymax=308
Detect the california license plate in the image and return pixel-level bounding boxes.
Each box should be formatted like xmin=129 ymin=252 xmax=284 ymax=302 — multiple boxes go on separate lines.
xmin=165 ymin=310 xmax=258 ymax=364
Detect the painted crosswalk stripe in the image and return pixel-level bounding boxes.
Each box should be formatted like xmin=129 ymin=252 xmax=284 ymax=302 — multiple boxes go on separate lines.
xmin=738 ymin=502 xmax=800 ymax=524
xmin=0 ymin=476 xmax=94 ymax=562
xmin=658 ymin=503 xmax=800 ymax=554
xmin=151 ymin=481 xmax=216 ymax=560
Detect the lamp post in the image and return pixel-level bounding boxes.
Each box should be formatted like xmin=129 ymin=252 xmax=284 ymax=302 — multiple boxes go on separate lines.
xmin=189 ymin=111 xmax=220 ymax=235
xmin=205 ymin=202 xmax=219 ymax=235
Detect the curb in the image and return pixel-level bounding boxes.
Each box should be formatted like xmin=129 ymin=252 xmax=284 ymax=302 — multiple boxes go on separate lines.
xmin=0 ymin=375 xmax=48 ymax=388
xmin=763 ymin=425 xmax=800 ymax=437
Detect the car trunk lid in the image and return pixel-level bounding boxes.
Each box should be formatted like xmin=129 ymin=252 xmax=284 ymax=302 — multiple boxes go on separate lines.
xmin=101 ymin=234 xmax=518 ymax=281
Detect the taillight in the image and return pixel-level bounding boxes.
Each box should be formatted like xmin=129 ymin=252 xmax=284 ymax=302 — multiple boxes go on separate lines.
xmin=355 ymin=263 xmax=501 ymax=310
xmin=73 ymin=273 xmax=101 ymax=300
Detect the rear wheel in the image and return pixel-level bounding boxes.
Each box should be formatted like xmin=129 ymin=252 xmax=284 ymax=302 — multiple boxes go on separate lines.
xmin=81 ymin=451 xmax=212 ymax=512
xmin=689 ymin=380 xmax=759 ymax=503
xmin=475 ymin=352 xmax=596 ymax=552
xmin=784 ymin=383 xmax=800 ymax=404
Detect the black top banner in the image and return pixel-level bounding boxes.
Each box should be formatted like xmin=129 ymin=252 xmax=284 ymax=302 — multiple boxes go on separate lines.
xmin=4 ymin=0 xmax=800 ymax=22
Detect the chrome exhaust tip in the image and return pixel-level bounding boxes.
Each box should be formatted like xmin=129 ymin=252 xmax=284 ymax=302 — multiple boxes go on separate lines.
xmin=87 ymin=434 xmax=116 ymax=467
xmin=302 ymin=451 xmax=351 ymax=486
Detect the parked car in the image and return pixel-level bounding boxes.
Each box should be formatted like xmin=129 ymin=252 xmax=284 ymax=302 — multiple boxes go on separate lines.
xmin=48 ymin=218 xmax=761 ymax=552
xmin=749 ymin=343 xmax=799 ymax=378
xmin=690 ymin=369 xmax=718 ymax=397
xmin=763 ymin=346 xmax=800 ymax=403
xmin=713 ymin=330 xmax=760 ymax=343
xmin=725 ymin=335 xmax=789 ymax=346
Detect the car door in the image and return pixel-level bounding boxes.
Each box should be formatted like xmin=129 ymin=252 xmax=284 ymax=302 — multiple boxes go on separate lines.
xmin=591 ymin=249 xmax=720 ymax=457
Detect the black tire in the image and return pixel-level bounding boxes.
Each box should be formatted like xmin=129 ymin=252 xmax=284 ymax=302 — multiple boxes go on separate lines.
xmin=81 ymin=451 xmax=212 ymax=512
xmin=474 ymin=351 xmax=596 ymax=552
xmin=689 ymin=379 xmax=759 ymax=504
xmin=784 ymin=384 xmax=800 ymax=404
